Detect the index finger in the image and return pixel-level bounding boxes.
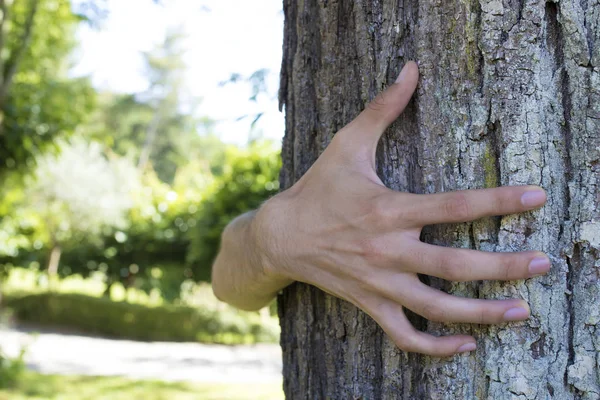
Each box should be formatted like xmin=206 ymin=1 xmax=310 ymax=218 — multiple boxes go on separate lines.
xmin=401 ymin=185 xmax=547 ymax=227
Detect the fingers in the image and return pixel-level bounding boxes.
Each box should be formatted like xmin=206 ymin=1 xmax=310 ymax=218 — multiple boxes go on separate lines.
xmin=396 ymin=281 xmax=531 ymax=325
xmin=399 ymin=185 xmax=547 ymax=227
xmin=342 ymin=61 xmax=419 ymax=151
xmin=369 ymin=300 xmax=476 ymax=357
xmin=404 ymin=242 xmax=551 ymax=281
xmin=360 ymin=274 xmax=531 ymax=355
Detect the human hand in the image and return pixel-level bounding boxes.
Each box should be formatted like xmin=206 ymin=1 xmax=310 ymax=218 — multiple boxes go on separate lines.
xmin=253 ymin=61 xmax=549 ymax=356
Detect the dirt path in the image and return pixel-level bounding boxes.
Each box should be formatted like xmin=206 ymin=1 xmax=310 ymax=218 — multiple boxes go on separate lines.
xmin=0 ymin=327 xmax=282 ymax=383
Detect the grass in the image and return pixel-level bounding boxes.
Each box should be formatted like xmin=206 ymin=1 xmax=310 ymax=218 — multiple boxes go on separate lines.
xmin=0 ymin=372 xmax=284 ymax=400
xmin=3 ymin=267 xmax=279 ymax=344
xmin=4 ymin=267 xmax=197 ymax=307
xmin=5 ymin=292 xmax=279 ymax=344
xmin=3 ymin=267 xmax=276 ymax=318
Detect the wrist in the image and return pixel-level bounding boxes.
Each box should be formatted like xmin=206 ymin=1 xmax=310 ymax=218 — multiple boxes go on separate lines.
xmin=250 ymin=196 xmax=294 ymax=287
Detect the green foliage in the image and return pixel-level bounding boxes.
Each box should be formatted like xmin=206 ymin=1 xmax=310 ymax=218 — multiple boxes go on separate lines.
xmin=0 ymin=176 xmax=33 ymax=270
xmin=34 ymin=140 xmax=281 ymax=291
xmin=0 ymin=140 xmax=140 ymax=275
xmin=89 ymin=32 xmax=216 ymax=184
xmin=0 ymin=0 xmax=95 ymax=177
xmin=54 ymin=168 xmax=202 ymax=298
xmin=0 ymin=348 xmax=26 ymax=389
xmin=4 ymin=292 xmax=279 ymax=344
xmin=26 ymin=140 xmax=138 ymax=243
xmin=188 ymin=141 xmax=281 ymax=281
xmin=0 ymin=10 xmax=282 ymax=302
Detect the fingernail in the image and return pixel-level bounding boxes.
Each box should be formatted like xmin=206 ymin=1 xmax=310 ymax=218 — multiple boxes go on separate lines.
xmin=521 ymin=189 xmax=546 ymax=209
xmin=395 ymin=65 xmax=410 ymax=83
xmin=456 ymin=342 xmax=477 ymax=354
xmin=528 ymin=256 xmax=551 ymax=277
xmin=503 ymin=307 xmax=530 ymax=321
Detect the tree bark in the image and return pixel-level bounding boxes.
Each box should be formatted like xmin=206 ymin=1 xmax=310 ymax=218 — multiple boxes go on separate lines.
xmin=47 ymin=245 xmax=61 ymax=277
xmin=278 ymin=1 xmax=599 ymax=399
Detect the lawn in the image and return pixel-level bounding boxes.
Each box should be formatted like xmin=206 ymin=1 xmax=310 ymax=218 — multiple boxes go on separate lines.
xmin=0 ymin=373 xmax=284 ymax=400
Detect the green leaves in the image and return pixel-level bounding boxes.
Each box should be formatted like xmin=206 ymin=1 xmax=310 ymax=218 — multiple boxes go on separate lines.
xmin=26 ymin=140 xmax=139 ymax=242
xmin=0 ymin=0 xmax=95 ymax=178
xmin=0 ymin=7 xmax=281 ymax=299
xmin=187 ymin=141 xmax=281 ymax=281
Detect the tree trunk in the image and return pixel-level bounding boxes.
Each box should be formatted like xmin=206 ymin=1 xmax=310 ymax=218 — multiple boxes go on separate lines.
xmin=47 ymin=245 xmax=61 ymax=277
xmin=278 ymin=1 xmax=599 ymax=399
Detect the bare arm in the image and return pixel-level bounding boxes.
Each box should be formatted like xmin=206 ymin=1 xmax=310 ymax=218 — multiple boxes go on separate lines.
xmin=211 ymin=62 xmax=550 ymax=356
xmin=212 ymin=210 xmax=292 ymax=311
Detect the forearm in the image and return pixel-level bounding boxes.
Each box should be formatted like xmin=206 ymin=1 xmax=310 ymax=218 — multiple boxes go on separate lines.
xmin=211 ymin=209 xmax=293 ymax=311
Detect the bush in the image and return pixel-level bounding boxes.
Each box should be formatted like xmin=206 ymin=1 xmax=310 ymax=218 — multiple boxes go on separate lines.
xmin=4 ymin=293 xmax=279 ymax=345
xmin=187 ymin=141 xmax=281 ymax=282
xmin=0 ymin=348 xmax=26 ymax=389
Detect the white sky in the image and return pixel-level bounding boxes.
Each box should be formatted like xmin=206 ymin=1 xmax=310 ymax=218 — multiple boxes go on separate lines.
xmin=72 ymin=0 xmax=285 ymax=145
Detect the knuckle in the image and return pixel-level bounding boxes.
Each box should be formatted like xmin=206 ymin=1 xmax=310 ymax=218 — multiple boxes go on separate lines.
xmin=357 ymin=237 xmax=389 ymax=265
xmin=356 ymin=267 xmax=381 ymax=293
xmin=437 ymin=256 xmax=465 ymax=281
xmin=357 ymin=238 xmax=378 ymax=259
xmin=420 ymin=302 xmax=446 ymax=322
xmin=367 ymin=91 xmax=388 ymax=115
xmin=369 ymin=195 xmax=395 ymax=225
xmin=444 ymin=193 xmax=472 ymax=221
xmin=348 ymin=287 xmax=374 ymax=309
xmin=477 ymin=307 xmax=487 ymax=325
xmin=395 ymin=336 xmax=418 ymax=354
xmin=490 ymin=194 xmax=505 ymax=215
xmin=362 ymin=297 xmax=389 ymax=322
xmin=502 ymin=254 xmax=520 ymax=280
xmin=412 ymin=248 xmax=429 ymax=270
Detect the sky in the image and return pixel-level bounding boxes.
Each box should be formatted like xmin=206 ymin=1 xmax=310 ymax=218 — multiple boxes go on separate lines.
xmin=72 ymin=0 xmax=285 ymax=145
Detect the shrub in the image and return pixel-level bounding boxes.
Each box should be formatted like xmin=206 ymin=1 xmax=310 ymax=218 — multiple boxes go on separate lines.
xmin=4 ymin=293 xmax=279 ymax=345
xmin=0 ymin=348 xmax=26 ymax=389
xmin=187 ymin=141 xmax=281 ymax=281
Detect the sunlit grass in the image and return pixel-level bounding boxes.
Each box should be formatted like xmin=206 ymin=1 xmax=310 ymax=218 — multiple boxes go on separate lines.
xmin=3 ymin=267 xmax=162 ymax=305
xmin=0 ymin=372 xmax=284 ymax=400
xmin=3 ymin=267 xmax=275 ymax=320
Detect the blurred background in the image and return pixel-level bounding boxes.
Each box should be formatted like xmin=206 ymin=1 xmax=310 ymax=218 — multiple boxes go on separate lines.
xmin=0 ymin=0 xmax=285 ymax=399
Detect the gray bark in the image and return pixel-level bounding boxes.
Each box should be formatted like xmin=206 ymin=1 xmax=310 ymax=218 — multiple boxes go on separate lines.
xmin=278 ymin=0 xmax=600 ymax=399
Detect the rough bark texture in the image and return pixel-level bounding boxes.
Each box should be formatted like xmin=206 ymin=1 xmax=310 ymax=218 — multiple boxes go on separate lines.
xmin=278 ymin=0 xmax=600 ymax=399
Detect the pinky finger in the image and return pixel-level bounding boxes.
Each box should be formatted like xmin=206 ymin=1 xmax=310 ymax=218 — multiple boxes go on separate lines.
xmin=369 ymin=300 xmax=477 ymax=357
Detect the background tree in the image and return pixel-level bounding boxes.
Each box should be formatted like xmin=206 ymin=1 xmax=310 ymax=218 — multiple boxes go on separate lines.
xmin=0 ymin=0 xmax=94 ymax=179
xmin=278 ymin=1 xmax=599 ymax=399
xmin=24 ymin=140 xmax=137 ymax=276
xmin=0 ymin=1 xmax=282 ymax=305
xmin=88 ymin=31 xmax=217 ymax=185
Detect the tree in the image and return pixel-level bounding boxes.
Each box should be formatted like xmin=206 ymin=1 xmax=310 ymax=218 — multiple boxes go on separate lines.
xmin=25 ymin=140 xmax=137 ymax=275
xmin=278 ymin=1 xmax=599 ymax=399
xmin=137 ymin=30 xmax=198 ymax=184
xmin=0 ymin=0 xmax=95 ymax=178
xmin=59 ymin=168 xmax=196 ymax=299
xmin=89 ymin=31 xmax=214 ymax=185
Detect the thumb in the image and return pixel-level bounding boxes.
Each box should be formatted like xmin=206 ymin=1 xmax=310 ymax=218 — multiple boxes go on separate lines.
xmin=344 ymin=61 xmax=419 ymax=152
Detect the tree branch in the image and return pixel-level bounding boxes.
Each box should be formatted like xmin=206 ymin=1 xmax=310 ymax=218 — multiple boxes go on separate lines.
xmin=0 ymin=0 xmax=8 ymax=87
xmin=0 ymin=0 xmax=39 ymax=106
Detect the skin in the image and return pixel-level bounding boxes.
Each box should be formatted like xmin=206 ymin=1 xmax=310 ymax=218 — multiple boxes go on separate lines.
xmin=211 ymin=61 xmax=550 ymax=357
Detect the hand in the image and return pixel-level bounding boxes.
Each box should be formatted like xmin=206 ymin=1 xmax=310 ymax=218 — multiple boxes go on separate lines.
xmin=253 ymin=61 xmax=549 ymax=357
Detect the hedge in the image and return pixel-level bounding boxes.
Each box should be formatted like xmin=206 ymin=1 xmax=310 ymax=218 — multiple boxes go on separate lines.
xmin=3 ymin=293 xmax=279 ymax=345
